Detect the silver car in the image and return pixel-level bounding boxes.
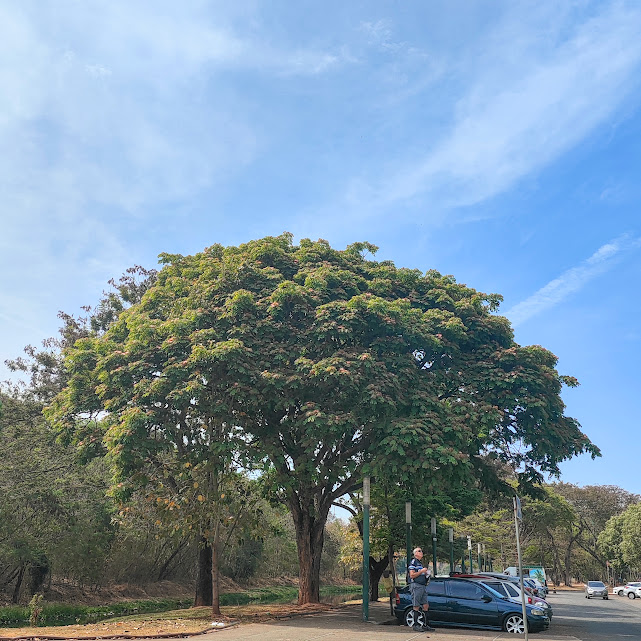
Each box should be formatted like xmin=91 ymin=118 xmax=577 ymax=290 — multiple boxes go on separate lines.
xmin=585 ymin=581 xmax=609 ymax=599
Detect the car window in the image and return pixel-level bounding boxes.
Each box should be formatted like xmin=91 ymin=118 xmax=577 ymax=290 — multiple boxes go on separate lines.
xmin=588 ymin=581 xmax=605 ymax=587
xmin=503 ymin=583 xmax=520 ymax=597
xmin=426 ymin=580 xmax=445 ymax=596
xmin=484 ymin=582 xmax=507 ymax=597
xmin=447 ymin=581 xmax=486 ymax=600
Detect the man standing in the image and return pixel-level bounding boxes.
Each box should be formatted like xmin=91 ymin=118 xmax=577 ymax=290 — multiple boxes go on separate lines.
xmin=408 ymin=547 xmax=435 ymax=632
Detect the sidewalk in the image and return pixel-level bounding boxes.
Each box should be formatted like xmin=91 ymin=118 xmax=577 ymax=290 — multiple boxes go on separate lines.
xmin=191 ymin=601 xmax=580 ymax=641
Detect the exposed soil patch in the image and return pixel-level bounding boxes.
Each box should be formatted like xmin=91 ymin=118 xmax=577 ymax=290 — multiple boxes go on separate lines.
xmin=0 ymin=603 xmax=336 ymax=639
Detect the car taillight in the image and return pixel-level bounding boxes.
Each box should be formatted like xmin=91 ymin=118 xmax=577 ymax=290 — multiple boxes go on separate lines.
xmin=527 ymin=597 xmax=533 ymax=604
xmin=395 ymin=591 xmax=400 ymax=605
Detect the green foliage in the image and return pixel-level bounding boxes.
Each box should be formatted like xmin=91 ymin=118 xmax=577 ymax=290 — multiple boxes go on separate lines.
xmin=0 ymin=598 xmax=193 ymax=626
xmin=599 ymin=502 xmax=641 ymax=573
xmin=47 ymin=234 xmax=598 ymax=603
xmin=0 ymin=392 xmax=114 ymax=598
xmin=28 ymin=594 xmax=44 ymax=626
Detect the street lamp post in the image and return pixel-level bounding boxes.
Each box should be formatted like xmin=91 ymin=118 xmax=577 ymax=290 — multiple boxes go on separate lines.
xmin=405 ymin=502 xmax=412 ymax=581
xmin=448 ymin=528 xmax=454 ymax=575
xmin=467 ymin=536 xmax=473 ymax=573
xmin=477 ymin=542 xmax=482 ymax=573
xmin=431 ymin=517 xmax=438 ymax=577
xmin=362 ymin=477 xmax=370 ymax=622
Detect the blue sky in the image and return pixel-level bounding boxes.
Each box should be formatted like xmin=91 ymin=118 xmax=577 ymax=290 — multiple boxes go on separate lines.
xmin=2 ymin=1 xmax=641 ymax=496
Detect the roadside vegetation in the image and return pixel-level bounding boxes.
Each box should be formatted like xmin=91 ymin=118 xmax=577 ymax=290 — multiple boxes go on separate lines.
xmin=1 ymin=235 xmax=636 ymax=628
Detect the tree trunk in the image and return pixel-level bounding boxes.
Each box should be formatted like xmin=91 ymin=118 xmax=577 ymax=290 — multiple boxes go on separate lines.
xmin=194 ymin=537 xmax=212 ymax=606
xmin=28 ymin=558 xmax=50 ymax=596
xmin=369 ymin=556 xmax=390 ymax=601
xmin=12 ymin=565 xmax=25 ymax=604
xmin=563 ymin=541 xmax=573 ymax=586
xmin=291 ymin=493 xmax=328 ymax=604
xmin=211 ymin=537 xmax=221 ymax=616
xmin=158 ymin=541 xmax=187 ymax=581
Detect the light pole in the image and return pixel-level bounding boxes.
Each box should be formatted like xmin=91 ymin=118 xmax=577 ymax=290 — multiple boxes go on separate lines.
xmin=405 ymin=502 xmax=412 ymax=581
xmin=362 ymin=477 xmax=370 ymax=621
xmin=477 ymin=542 xmax=482 ymax=573
xmin=467 ymin=536 xmax=473 ymax=573
xmin=448 ymin=528 xmax=454 ymax=575
xmin=431 ymin=517 xmax=438 ymax=577
xmin=482 ymin=543 xmax=486 ymax=571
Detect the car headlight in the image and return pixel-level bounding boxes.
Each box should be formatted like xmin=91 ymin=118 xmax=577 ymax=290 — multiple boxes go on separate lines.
xmin=530 ymin=608 xmax=545 ymax=617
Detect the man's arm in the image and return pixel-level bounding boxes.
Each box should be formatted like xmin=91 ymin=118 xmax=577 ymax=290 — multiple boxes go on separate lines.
xmin=408 ymin=562 xmax=428 ymax=580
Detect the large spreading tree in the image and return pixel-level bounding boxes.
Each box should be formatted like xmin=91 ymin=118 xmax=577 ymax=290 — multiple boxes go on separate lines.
xmin=48 ymin=234 xmax=598 ymax=604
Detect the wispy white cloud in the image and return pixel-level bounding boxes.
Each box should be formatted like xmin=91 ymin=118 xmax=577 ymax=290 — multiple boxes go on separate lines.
xmin=0 ymin=0 xmax=351 ymax=375
xmin=338 ymin=1 xmax=641 ymax=219
xmin=505 ymin=235 xmax=641 ymax=326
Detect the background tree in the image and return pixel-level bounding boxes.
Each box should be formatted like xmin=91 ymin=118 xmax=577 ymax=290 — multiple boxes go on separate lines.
xmin=0 ymin=392 xmax=113 ymax=602
xmin=48 ymin=234 xmax=598 ymax=605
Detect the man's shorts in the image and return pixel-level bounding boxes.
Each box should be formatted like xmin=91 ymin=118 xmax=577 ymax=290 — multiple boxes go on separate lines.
xmin=410 ymin=582 xmax=429 ymax=607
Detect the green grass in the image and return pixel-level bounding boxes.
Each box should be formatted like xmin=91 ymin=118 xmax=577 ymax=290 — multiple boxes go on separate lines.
xmin=0 ymin=598 xmax=193 ymax=627
xmin=220 ymin=585 xmax=361 ymax=605
xmin=0 ymin=585 xmax=362 ymax=627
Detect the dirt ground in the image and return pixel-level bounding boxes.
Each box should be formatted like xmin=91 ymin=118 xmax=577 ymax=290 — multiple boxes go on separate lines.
xmin=0 ymin=603 xmax=336 ymax=639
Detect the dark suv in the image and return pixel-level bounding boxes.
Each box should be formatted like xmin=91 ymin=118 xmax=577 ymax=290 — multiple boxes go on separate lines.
xmin=393 ymin=577 xmax=550 ymax=634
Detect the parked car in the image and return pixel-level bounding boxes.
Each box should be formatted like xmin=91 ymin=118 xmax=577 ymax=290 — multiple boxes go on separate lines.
xmin=528 ymin=578 xmax=549 ymax=598
xmin=469 ymin=576 xmax=553 ymax=620
xmin=393 ymin=577 xmax=550 ymax=633
xmin=585 ymin=581 xmax=609 ymax=599
xmin=622 ymin=582 xmax=641 ymax=598
xmin=612 ymin=583 xmax=628 ymax=596
xmin=461 ymin=572 xmax=545 ymax=599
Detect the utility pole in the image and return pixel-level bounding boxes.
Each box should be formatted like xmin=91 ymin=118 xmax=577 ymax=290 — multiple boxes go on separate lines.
xmin=405 ymin=502 xmax=412 ymax=582
xmin=467 ymin=536 xmax=473 ymax=573
xmin=514 ymin=495 xmax=529 ymax=640
xmin=431 ymin=518 xmax=438 ymax=577
xmin=362 ymin=477 xmax=370 ymax=622
xmin=448 ymin=528 xmax=454 ymax=575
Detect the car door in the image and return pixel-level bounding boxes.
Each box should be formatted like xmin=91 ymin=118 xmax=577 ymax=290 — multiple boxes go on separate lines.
xmin=445 ymin=579 xmax=499 ymax=627
xmin=425 ymin=579 xmax=448 ymax=622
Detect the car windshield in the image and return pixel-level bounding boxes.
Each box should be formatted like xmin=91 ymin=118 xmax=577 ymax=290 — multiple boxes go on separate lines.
xmin=588 ymin=581 xmax=605 ymax=587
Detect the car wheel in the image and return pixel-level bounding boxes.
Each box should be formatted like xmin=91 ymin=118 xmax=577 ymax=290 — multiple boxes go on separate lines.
xmin=618 ymin=590 xmax=624 ymax=596
xmin=503 ymin=614 xmax=525 ymax=634
xmin=404 ymin=608 xmax=426 ymax=628
xmin=585 ymin=595 xmax=589 ymax=598
xmin=628 ymin=592 xmax=636 ymax=600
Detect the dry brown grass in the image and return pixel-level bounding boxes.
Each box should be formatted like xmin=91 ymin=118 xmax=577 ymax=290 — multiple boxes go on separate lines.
xmin=0 ymin=603 xmax=335 ymax=639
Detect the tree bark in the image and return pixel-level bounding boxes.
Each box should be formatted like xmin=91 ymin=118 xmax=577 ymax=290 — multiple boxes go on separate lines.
xmin=12 ymin=564 xmax=25 ymax=604
xmin=194 ymin=537 xmax=212 ymax=606
xmin=369 ymin=555 xmax=390 ymax=601
xmin=158 ymin=541 xmax=187 ymax=582
xmin=291 ymin=492 xmax=328 ymax=604
xmin=211 ymin=537 xmax=221 ymax=616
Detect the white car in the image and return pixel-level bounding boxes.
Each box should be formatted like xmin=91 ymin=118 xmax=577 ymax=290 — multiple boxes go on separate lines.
xmin=625 ymin=583 xmax=641 ymax=599
xmin=478 ymin=578 xmax=553 ymax=619
xmin=612 ymin=582 xmax=641 ymax=596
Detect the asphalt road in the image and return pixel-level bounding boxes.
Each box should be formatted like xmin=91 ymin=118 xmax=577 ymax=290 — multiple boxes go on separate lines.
xmin=191 ymin=590 xmax=641 ymax=641
xmin=542 ymin=589 xmax=641 ymax=640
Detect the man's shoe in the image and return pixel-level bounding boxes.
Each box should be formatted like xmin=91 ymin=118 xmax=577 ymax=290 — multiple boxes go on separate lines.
xmin=422 ymin=624 xmax=435 ymax=631
xmin=412 ymin=623 xmax=423 ymax=631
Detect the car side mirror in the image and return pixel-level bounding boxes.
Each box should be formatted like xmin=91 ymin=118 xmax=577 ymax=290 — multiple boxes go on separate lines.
xmin=482 ymin=595 xmax=493 ymax=603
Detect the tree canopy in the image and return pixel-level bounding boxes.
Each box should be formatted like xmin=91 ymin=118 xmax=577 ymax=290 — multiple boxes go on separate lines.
xmin=48 ymin=234 xmax=599 ymax=603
